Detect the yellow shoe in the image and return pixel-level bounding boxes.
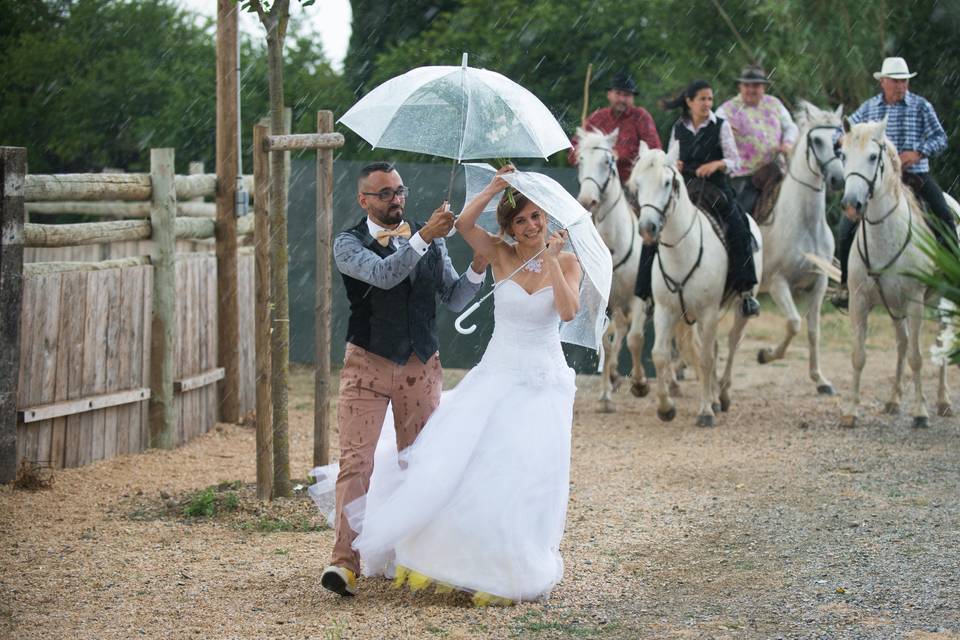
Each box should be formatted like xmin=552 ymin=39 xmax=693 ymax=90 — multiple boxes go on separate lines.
xmin=472 ymin=591 xmax=514 ymax=607
xmin=321 ymin=565 xmax=357 ymax=597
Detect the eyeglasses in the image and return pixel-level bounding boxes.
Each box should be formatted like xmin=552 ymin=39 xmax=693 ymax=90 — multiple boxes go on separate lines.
xmin=361 ymin=186 xmax=409 ymax=202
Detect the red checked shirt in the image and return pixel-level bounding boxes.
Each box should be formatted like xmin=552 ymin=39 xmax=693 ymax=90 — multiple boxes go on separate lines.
xmin=569 ymin=106 xmax=663 ymax=182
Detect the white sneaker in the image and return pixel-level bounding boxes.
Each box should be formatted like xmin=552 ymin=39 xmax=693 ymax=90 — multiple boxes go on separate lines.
xmin=321 ymin=565 xmax=358 ymax=597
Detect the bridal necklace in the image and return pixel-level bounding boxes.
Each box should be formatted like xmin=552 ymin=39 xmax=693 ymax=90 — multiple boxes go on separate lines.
xmin=517 ymin=245 xmax=545 ymax=274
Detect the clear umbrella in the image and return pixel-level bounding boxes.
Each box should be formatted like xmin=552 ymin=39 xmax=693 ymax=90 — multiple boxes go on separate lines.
xmin=456 ymin=163 xmax=612 ymax=359
xmin=339 ymin=54 xmax=571 ymax=196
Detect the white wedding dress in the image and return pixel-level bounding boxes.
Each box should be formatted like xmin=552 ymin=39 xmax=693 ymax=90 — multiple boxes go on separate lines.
xmin=312 ymin=279 xmax=576 ymax=603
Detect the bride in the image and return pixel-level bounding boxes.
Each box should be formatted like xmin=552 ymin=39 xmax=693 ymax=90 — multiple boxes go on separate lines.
xmin=322 ymin=165 xmax=582 ymax=605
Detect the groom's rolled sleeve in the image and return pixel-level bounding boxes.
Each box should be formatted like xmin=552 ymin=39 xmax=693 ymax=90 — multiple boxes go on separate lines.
xmin=434 ymin=237 xmax=484 ymax=311
xmin=334 ymin=232 xmax=423 ymax=289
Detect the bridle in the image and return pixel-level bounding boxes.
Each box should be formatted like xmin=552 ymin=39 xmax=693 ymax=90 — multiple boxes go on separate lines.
xmin=788 ymin=125 xmax=843 ymax=192
xmin=845 ymin=138 xmax=911 ymax=320
xmin=579 ymin=144 xmax=634 ymax=271
xmin=638 ymin=167 xmax=704 ymax=325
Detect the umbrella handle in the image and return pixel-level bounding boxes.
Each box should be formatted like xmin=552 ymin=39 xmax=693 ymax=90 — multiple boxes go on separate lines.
xmin=454 ymin=301 xmax=482 ymax=335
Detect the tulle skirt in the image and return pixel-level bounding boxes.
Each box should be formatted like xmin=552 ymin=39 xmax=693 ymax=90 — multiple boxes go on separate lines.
xmin=310 ymin=360 xmax=575 ymax=603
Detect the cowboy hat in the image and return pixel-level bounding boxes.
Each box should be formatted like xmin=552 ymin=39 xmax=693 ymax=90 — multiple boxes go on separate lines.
xmin=736 ymin=64 xmax=770 ymax=85
xmin=607 ymin=71 xmax=638 ymax=95
xmin=873 ymin=57 xmax=917 ymax=80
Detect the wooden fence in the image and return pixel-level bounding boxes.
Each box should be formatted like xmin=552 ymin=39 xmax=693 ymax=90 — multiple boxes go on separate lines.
xmin=1 ymin=147 xmax=256 ymax=478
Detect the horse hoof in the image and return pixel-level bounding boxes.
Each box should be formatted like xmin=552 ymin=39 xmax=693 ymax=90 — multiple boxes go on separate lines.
xmin=817 ymin=384 xmax=836 ymax=396
xmin=669 ymin=381 xmax=682 ymax=397
xmin=883 ymin=402 xmax=900 ymax=416
xmin=937 ymin=402 xmax=953 ymax=417
xmin=598 ymin=399 xmax=616 ymax=414
xmin=912 ymin=415 xmax=929 ymax=429
xmin=757 ymin=348 xmax=772 ymax=365
xmin=840 ymin=414 xmax=857 ymax=429
xmin=657 ymin=407 xmax=677 ymax=422
xmin=609 ymin=374 xmax=623 ymax=392
xmin=630 ymin=380 xmax=650 ymax=398
xmin=719 ymin=392 xmax=731 ymax=412
xmin=676 ymin=368 xmax=686 ymax=381
xmin=696 ymin=414 xmax=715 ymax=428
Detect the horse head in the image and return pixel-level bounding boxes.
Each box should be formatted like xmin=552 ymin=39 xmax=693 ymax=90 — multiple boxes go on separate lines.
xmin=840 ymin=117 xmax=900 ymax=216
xmin=796 ymin=101 xmax=845 ymax=191
xmin=575 ymin=127 xmax=619 ymax=212
xmin=627 ymin=145 xmax=680 ymax=244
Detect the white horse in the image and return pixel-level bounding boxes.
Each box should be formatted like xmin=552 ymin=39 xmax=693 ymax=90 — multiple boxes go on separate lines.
xmin=574 ymin=128 xmax=649 ymax=412
xmin=839 ymin=118 xmax=957 ymax=428
xmin=754 ymin=101 xmax=844 ymax=396
xmin=628 ymin=146 xmax=763 ymax=426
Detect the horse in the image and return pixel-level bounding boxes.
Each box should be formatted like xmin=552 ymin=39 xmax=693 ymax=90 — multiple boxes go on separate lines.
xmin=753 ymin=101 xmax=844 ymax=396
xmin=628 ymin=145 xmax=763 ymax=427
xmin=574 ymin=127 xmax=649 ymax=413
xmin=839 ymin=118 xmax=957 ymax=428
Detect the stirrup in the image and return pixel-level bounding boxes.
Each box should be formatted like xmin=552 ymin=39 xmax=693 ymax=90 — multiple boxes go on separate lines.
xmin=830 ymin=286 xmax=849 ymax=311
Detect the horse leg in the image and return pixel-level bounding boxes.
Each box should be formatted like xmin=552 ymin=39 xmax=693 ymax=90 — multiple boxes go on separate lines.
xmin=907 ymin=304 xmax=930 ymax=428
xmin=806 ymin=273 xmax=836 ymax=395
xmin=884 ymin=319 xmax=908 ymax=416
xmin=936 ymin=310 xmax=954 ymax=417
xmin=719 ymin=305 xmax=750 ymax=413
xmin=652 ymin=305 xmax=678 ymax=422
xmin=757 ymin=275 xmax=799 ymax=366
xmin=598 ymin=316 xmax=621 ymax=413
xmin=696 ymin=308 xmax=720 ymax=427
xmin=841 ymin=292 xmax=869 ymax=428
xmin=626 ymin=297 xmax=651 ymax=398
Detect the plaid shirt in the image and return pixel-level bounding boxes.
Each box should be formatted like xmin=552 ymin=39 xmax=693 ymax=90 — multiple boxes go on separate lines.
xmin=569 ymin=106 xmax=662 ymax=182
xmin=848 ymin=91 xmax=947 ymax=174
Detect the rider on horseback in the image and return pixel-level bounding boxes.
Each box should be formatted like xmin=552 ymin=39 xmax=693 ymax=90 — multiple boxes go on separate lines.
xmin=716 ymin=64 xmax=799 ymax=218
xmin=833 ymin=57 xmax=956 ymax=310
xmin=635 ymin=79 xmax=761 ymax=317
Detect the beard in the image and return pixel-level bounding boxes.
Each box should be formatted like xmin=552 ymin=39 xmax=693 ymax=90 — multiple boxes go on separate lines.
xmin=373 ymin=203 xmax=404 ymax=227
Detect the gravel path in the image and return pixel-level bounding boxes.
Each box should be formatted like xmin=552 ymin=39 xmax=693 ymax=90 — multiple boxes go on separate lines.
xmin=2 ymin=309 xmax=959 ymax=639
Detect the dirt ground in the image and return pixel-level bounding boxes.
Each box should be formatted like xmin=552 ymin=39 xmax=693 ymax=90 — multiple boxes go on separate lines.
xmin=2 ymin=304 xmax=959 ymax=639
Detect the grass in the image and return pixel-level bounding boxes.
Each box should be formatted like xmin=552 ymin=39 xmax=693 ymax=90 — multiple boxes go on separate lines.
xmin=511 ymin=611 xmax=619 ymax=638
xmin=182 ymin=486 xmax=241 ymax=518
xmin=237 ymin=516 xmax=326 ymax=533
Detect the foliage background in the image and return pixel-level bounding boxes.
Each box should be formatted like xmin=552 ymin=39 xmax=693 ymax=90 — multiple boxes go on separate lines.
xmin=3 ymin=0 xmax=959 ymax=190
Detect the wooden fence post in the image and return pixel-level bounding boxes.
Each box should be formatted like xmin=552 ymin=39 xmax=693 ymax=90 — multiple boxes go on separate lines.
xmin=314 ymin=111 xmax=334 ymax=467
xmin=216 ymin=0 xmax=241 ymax=425
xmin=149 ymin=148 xmax=177 ymax=449
xmin=271 ymin=107 xmax=292 ymax=498
xmin=253 ymin=123 xmax=273 ymax=500
xmin=0 ymin=147 xmax=26 ymax=482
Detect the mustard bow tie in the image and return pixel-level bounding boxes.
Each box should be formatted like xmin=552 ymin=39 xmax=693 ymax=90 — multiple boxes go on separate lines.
xmin=375 ymin=222 xmax=411 ymax=247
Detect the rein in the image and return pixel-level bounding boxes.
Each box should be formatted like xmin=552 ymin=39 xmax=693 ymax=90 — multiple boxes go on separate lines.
xmin=582 ymin=145 xmax=634 ymax=271
xmin=849 ymin=140 xmax=913 ymax=321
xmin=644 ymin=168 xmax=704 ymax=325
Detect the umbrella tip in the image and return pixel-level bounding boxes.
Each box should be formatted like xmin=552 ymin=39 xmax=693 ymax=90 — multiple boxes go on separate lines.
xmin=462 ymin=52 xmax=468 ymax=68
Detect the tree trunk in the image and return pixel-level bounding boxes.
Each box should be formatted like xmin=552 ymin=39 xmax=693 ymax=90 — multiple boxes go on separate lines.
xmin=265 ymin=11 xmax=291 ymax=499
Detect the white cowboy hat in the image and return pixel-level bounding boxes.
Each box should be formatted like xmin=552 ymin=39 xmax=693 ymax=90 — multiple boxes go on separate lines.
xmin=873 ymin=57 xmax=917 ymax=80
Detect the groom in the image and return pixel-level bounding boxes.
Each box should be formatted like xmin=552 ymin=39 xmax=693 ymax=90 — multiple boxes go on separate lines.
xmin=321 ymin=161 xmax=487 ymax=597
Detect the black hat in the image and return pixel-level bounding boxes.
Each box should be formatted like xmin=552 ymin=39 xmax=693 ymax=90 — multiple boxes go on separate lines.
xmin=736 ymin=64 xmax=770 ymax=85
xmin=608 ymin=71 xmax=638 ymax=94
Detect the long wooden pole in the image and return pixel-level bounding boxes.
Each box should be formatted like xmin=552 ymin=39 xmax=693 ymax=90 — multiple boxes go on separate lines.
xmin=314 ymin=111 xmax=334 ymax=467
xmin=0 ymin=147 xmax=26 ymax=483
xmin=216 ymin=0 xmax=241 ymax=424
xmin=148 ymin=148 xmax=177 ymax=449
xmin=253 ymin=123 xmax=273 ymax=500
xmin=581 ymin=63 xmax=593 ymax=127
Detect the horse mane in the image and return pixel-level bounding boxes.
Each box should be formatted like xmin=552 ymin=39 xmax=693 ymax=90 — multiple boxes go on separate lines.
xmin=627 ymin=148 xmax=669 ymax=185
xmin=576 ymin=128 xmax=611 ymax=149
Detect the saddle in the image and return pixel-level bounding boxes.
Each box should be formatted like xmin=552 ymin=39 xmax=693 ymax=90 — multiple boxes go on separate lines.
xmin=685 ymin=177 xmax=729 ymax=234
xmin=749 ymin=162 xmax=785 ymax=224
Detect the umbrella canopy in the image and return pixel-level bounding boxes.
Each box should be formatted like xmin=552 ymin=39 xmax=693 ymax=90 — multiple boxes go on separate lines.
xmin=463 ymin=163 xmax=612 ymax=356
xmin=339 ymin=54 xmax=571 ymax=162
